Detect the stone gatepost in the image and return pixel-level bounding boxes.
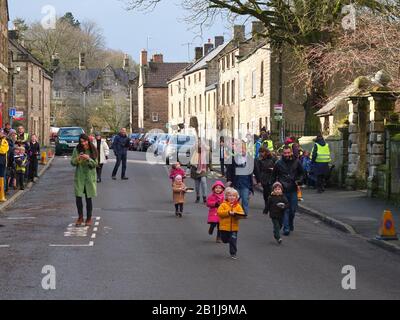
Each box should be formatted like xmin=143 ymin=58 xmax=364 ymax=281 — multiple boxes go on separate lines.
xmin=345 ymin=96 xmax=369 ymax=189
xmin=367 ymin=92 xmax=397 ymax=196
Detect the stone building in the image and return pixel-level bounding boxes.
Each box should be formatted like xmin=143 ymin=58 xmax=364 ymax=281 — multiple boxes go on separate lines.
xmin=0 ymin=0 xmax=9 ymax=127
xmin=218 ymin=22 xmax=305 ymax=141
xmin=168 ymin=36 xmax=226 ymax=143
xmin=138 ymin=50 xmax=188 ymax=132
xmin=52 ymin=53 xmax=138 ymax=134
xmin=8 ymin=31 xmax=52 ymax=145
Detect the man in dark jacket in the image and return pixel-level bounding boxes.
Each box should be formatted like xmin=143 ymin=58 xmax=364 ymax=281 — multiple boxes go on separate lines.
xmin=111 ymin=128 xmax=130 ymax=180
xmin=226 ymin=140 xmax=255 ymax=216
xmin=271 ymin=146 xmax=304 ymax=236
xmin=311 ymin=134 xmax=331 ymax=193
xmin=255 ymin=147 xmax=276 ymax=213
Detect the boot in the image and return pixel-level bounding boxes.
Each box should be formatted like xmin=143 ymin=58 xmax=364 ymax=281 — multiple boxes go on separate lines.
xmin=75 ymin=216 xmax=84 ymax=227
xmin=0 ymin=178 xmax=7 ymax=202
xmin=203 ymin=196 xmax=207 ymax=204
xmin=195 ymin=196 xmax=200 ymax=203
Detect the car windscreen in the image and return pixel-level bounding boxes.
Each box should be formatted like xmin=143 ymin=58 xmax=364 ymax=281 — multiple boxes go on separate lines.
xmin=170 ymin=136 xmax=196 ymax=146
xmin=59 ymin=129 xmax=83 ymax=137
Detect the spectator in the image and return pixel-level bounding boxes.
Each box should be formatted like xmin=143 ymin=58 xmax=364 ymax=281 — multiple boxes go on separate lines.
xmin=27 ymin=134 xmax=40 ymax=182
xmin=111 ymin=128 xmax=130 ymax=180
xmin=0 ymin=129 xmax=9 ymax=201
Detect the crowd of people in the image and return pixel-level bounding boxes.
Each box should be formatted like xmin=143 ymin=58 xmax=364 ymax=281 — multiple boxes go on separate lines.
xmin=169 ymin=127 xmax=332 ymax=260
xmin=0 ymin=124 xmax=41 ymax=203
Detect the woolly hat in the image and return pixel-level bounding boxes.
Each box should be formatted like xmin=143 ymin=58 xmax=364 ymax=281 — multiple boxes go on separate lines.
xmin=212 ymin=180 xmax=225 ymax=190
xmin=272 ymin=181 xmax=283 ymax=190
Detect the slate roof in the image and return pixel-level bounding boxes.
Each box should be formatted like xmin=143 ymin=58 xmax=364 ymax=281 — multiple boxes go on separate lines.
xmin=144 ymin=62 xmax=189 ymax=88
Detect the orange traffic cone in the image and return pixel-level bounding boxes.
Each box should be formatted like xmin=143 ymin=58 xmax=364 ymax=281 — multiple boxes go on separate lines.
xmin=376 ymin=210 xmax=398 ymax=241
xmin=297 ymin=185 xmax=303 ymax=202
xmin=47 ymin=149 xmax=54 ymax=158
xmin=40 ymin=151 xmax=47 ymax=165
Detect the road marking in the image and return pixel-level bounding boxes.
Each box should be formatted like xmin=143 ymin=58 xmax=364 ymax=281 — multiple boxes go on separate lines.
xmin=94 ymin=222 xmax=99 ymax=226
xmin=96 ymin=217 xmax=101 ymax=221
xmin=0 ymin=245 xmax=10 ymax=248
xmin=7 ymin=217 xmax=36 ymax=220
xmin=93 ymin=227 xmax=98 ymax=232
xmin=49 ymin=242 xmax=94 ymax=247
xmin=91 ymin=233 xmax=96 ymax=239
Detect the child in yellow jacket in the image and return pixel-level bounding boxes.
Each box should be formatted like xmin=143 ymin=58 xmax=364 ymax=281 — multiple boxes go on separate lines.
xmin=217 ymin=187 xmax=246 ymax=259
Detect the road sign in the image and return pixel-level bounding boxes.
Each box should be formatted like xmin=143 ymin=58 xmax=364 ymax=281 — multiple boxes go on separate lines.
xmin=14 ymin=111 xmax=24 ymax=121
xmin=274 ymin=104 xmax=284 ymax=121
xmin=9 ymin=108 xmax=16 ymax=117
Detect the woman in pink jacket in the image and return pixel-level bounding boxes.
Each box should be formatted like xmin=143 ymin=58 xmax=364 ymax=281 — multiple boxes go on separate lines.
xmin=206 ymin=180 xmax=225 ymax=242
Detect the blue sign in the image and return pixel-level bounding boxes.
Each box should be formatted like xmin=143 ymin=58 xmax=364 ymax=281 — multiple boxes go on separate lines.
xmin=9 ymin=108 xmax=16 ymax=117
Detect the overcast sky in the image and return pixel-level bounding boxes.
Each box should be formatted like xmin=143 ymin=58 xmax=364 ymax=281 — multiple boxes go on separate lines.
xmin=8 ymin=0 xmax=243 ymax=63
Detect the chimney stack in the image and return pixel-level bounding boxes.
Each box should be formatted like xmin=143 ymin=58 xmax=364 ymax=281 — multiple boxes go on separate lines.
xmin=152 ymin=53 xmax=164 ymax=63
xmin=140 ymin=49 xmax=148 ymax=66
xmin=8 ymin=30 xmax=19 ymax=40
xmin=52 ymin=53 xmax=60 ymax=69
xmin=203 ymin=39 xmax=214 ymax=56
xmin=195 ymin=47 xmax=203 ymax=61
xmin=233 ymin=25 xmax=245 ymax=42
xmin=123 ymin=54 xmax=130 ymax=71
xmin=214 ymin=36 xmax=224 ymax=48
xmin=79 ymin=52 xmax=86 ymax=70
xmin=251 ymin=21 xmax=264 ymax=38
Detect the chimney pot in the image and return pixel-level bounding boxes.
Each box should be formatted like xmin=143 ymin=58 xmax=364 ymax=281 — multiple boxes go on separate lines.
xmin=233 ymin=25 xmax=245 ymax=42
xmin=79 ymin=52 xmax=86 ymax=70
xmin=203 ymin=43 xmax=214 ymax=56
xmin=123 ymin=54 xmax=130 ymax=71
xmin=152 ymin=54 xmax=164 ymax=63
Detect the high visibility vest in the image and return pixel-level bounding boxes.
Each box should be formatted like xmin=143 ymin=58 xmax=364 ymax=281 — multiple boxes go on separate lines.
xmin=16 ymin=157 xmax=27 ymax=173
xmin=263 ymin=139 xmax=274 ymax=151
xmin=313 ymin=143 xmax=331 ymax=163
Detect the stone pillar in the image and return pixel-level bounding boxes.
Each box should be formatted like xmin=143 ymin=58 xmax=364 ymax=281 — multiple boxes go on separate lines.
xmin=367 ymin=92 xmax=397 ymax=196
xmin=345 ymin=97 xmax=361 ymax=189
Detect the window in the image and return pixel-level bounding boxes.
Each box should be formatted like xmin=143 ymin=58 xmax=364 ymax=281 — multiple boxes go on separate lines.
xmin=194 ymin=73 xmax=197 ymax=84
xmin=231 ymin=79 xmax=235 ymax=104
xmin=152 ymin=112 xmax=159 ymax=122
xmin=213 ymin=92 xmax=216 ymax=111
xmin=227 ymin=54 xmax=230 ymax=70
xmin=225 ymin=56 xmax=228 ymax=70
xmin=39 ymin=70 xmax=42 ymax=84
xmin=171 ymin=104 xmax=174 ymax=118
xmin=54 ymin=90 xmax=61 ymax=99
xmin=199 ymin=72 xmax=202 ymax=82
xmin=188 ymin=98 xmax=191 ymax=115
xmin=178 ymin=82 xmax=181 ymax=93
xmin=39 ymin=91 xmax=42 ymax=110
xmin=199 ymin=95 xmax=202 ymax=113
xmin=226 ymin=81 xmax=230 ymax=106
xmin=188 ymin=76 xmax=191 ymax=86
xmin=232 ymin=52 xmax=235 ymax=67
xmin=31 ymin=88 xmax=34 ymax=107
xmin=179 ymin=102 xmax=182 ymax=117
xmin=222 ymin=83 xmax=225 ymax=106
xmin=208 ymin=93 xmax=211 ymax=112
xmin=221 ymin=59 xmax=225 ymax=72
xmin=252 ymin=70 xmax=257 ymax=97
xmin=260 ymin=61 xmax=264 ymax=94
xmin=31 ymin=65 xmax=34 ymax=82
xmin=170 ymin=85 xmax=173 ymax=96
xmin=103 ymin=90 xmax=112 ymax=100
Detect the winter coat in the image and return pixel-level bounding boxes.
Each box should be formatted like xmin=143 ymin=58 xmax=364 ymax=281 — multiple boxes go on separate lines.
xmin=112 ymin=133 xmax=130 ymax=156
xmin=170 ymin=168 xmax=186 ymax=181
xmin=15 ymin=154 xmax=28 ymax=173
xmin=71 ymin=148 xmax=98 ymax=198
xmin=271 ymin=158 xmax=304 ymax=193
xmin=27 ymin=142 xmax=40 ymax=160
xmin=0 ymin=138 xmax=9 ymax=166
xmin=96 ymin=139 xmax=110 ymax=164
xmin=267 ymin=194 xmax=289 ymax=219
xmin=172 ymin=181 xmax=186 ymax=204
xmin=217 ymin=200 xmax=246 ymax=232
xmin=302 ymin=157 xmax=312 ymax=173
xmin=190 ymin=147 xmax=209 ymax=179
xmin=311 ymin=138 xmax=330 ymax=176
xmin=254 ymin=156 xmax=275 ymax=186
xmin=206 ymin=181 xmax=225 ymax=223
xmin=6 ymin=138 xmax=15 ymax=168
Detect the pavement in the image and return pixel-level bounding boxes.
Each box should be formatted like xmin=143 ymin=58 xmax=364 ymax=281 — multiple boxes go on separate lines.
xmin=0 ymin=152 xmax=400 ymax=299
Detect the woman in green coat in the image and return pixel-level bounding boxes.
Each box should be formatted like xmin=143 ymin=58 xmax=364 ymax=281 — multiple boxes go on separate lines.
xmin=71 ymin=134 xmax=98 ymax=227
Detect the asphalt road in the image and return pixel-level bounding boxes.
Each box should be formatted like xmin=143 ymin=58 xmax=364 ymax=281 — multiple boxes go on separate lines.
xmin=0 ymin=151 xmax=400 ymax=300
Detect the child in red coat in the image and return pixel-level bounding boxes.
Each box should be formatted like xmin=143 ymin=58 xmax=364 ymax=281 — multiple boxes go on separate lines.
xmin=206 ymin=180 xmax=225 ymax=242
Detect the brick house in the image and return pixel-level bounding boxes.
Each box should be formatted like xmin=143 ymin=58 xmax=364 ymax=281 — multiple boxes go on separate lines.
xmin=0 ymin=0 xmax=9 ymax=127
xmin=8 ymin=31 xmax=52 ymax=146
xmin=138 ymin=51 xmax=188 ymax=132
xmin=52 ymin=53 xmax=138 ymax=134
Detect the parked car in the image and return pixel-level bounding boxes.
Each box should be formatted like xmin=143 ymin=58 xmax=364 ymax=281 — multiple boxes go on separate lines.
xmin=129 ymin=133 xmax=141 ymax=151
xmin=55 ymin=127 xmax=85 ymax=156
xmin=153 ymin=134 xmax=171 ymax=156
xmin=139 ymin=133 xmax=160 ymax=152
xmin=163 ymin=135 xmax=197 ymax=165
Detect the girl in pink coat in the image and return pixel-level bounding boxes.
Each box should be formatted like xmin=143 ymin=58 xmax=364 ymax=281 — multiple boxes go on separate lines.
xmin=206 ymin=180 xmax=225 ymax=242
xmin=169 ymin=162 xmax=186 ymax=183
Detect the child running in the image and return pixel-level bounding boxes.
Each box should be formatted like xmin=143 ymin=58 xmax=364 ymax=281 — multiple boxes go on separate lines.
xmin=265 ymin=182 xmax=289 ymax=244
xmin=172 ymin=175 xmax=186 ymax=217
xmin=217 ymin=187 xmax=246 ymax=259
xmin=169 ymin=162 xmax=186 ymax=184
xmin=206 ymin=181 xmax=225 ymax=243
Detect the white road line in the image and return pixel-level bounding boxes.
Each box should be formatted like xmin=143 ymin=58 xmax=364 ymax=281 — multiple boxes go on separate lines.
xmin=0 ymin=245 xmax=10 ymax=248
xmin=93 ymin=227 xmax=98 ymax=232
xmin=96 ymin=217 xmax=101 ymax=221
xmin=94 ymin=222 xmax=99 ymax=226
xmin=7 ymin=217 xmax=36 ymax=220
xmin=91 ymin=233 xmax=96 ymax=239
xmin=49 ymin=242 xmax=94 ymax=247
